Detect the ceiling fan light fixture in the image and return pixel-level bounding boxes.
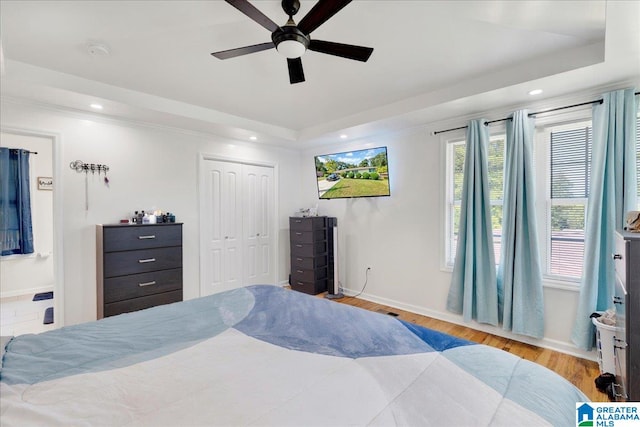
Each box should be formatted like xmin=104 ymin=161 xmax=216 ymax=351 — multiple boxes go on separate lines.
xmin=272 ymin=25 xmax=309 ymax=59
xmin=277 ymin=39 xmax=306 ymax=58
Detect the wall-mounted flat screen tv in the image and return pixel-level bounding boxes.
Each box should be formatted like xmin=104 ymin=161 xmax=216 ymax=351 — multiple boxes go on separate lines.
xmin=315 ymin=146 xmax=390 ymax=199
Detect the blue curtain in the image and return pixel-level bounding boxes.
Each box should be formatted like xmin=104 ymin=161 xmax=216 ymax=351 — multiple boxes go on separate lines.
xmin=571 ymin=88 xmax=638 ymax=350
xmin=447 ymin=119 xmax=499 ymax=326
xmin=498 ymin=110 xmax=544 ymax=339
xmin=0 ymin=148 xmax=34 ymax=256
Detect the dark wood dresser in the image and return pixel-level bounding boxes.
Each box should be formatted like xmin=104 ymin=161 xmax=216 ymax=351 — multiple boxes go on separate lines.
xmin=613 ymin=230 xmax=639 ymax=401
xmin=289 ymin=216 xmax=331 ymax=295
xmin=96 ymin=223 xmax=183 ymax=319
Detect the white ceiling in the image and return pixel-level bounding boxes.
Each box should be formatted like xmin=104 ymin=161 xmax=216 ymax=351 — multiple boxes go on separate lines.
xmin=1 ymin=1 xmax=639 ymax=148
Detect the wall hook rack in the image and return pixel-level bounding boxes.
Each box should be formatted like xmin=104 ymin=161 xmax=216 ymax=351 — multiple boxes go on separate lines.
xmin=69 ymin=160 xmax=110 ymax=211
xmin=69 ymin=160 xmax=110 ymax=175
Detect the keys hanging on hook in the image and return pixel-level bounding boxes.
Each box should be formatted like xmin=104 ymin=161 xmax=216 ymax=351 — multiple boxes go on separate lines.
xmin=82 ymin=163 xmax=89 ymax=174
xmin=90 ymin=164 xmax=96 ymax=174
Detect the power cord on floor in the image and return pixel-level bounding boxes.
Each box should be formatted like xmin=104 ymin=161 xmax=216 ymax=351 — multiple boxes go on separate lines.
xmin=352 ymin=267 xmax=370 ymax=298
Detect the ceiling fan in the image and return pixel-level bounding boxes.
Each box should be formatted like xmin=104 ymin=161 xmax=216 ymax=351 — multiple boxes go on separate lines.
xmin=211 ymin=0 xmax=374 ymax=84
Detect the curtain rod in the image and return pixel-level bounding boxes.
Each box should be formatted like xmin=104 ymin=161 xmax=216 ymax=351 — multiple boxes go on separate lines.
xmin=434 ymin=91 xmax=640 ymax=135
xmin=9 ymin=149 xmax=38 ymax=154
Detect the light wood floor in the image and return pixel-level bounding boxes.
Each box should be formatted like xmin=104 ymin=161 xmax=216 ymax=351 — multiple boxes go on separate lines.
xmin=325 ymin=294 xmax=607 ymax=402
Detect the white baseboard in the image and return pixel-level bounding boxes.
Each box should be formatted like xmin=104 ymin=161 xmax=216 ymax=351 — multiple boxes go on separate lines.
xmin=342 ymin=287 xmax=597 ymax=362
xmin=0 ymin=285 xmax=54 ymax=300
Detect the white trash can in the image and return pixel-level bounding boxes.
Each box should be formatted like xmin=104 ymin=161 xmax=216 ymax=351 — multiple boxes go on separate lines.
xmin=592 ymin=316 xmax=622 ymax=375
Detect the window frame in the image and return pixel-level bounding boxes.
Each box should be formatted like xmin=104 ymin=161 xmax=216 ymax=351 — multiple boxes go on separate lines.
xmin=442 ymin=114 xmax=592 ymax=288
xmin=443 ymin=130 xmax=506 ymax=269
xmin=539 ymin=119 xmax=593 ymax=284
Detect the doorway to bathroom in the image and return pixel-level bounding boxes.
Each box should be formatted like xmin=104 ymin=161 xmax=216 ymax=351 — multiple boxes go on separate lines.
xmin=1 ymin=129 xmax=61 ymax=336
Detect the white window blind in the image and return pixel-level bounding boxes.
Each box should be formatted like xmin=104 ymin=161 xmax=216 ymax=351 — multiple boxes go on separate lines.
xmin=548 ymin=126 xmax=591 ymax=279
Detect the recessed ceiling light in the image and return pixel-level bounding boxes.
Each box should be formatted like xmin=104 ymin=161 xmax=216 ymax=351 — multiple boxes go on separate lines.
xmin=249 ymin=136 xmax=257 ymax=141
xmin=90 ymin=103 xmax=103 ymax=110
xmin=340 ymin=134 xmax=348 ymax=139
xmin=528 ymin=89 xmax=543 ymax=96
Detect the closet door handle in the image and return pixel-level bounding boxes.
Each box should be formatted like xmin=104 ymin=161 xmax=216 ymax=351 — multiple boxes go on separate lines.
xmin=138 ymin=258 xmax=156 ymax=264
xmin=138 ymin=281 xmax=157 ymax=287
xmin=138 ymin=235 xmax=156 ymax=240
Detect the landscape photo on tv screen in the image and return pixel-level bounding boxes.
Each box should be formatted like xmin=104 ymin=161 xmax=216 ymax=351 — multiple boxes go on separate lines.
xmin=315 ymin=146 xmax=390 ymax=199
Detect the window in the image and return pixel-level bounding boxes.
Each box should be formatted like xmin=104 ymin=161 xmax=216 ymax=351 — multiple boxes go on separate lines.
xmin=547 ymin=123 xmax=591 ymax=279
xmin=0 ymin=148 xmax=34 ymax=256
xmin=445 ymin=115 xmax=640 ymax=283
xmin=446 ymin=135 xmax=504 ymax=267
xmin=445 ymin=124 xmax=589 ymax=280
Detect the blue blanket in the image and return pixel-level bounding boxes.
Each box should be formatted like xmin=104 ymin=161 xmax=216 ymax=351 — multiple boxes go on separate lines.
xmin=1 ymin=285 xmax=587 ymax=426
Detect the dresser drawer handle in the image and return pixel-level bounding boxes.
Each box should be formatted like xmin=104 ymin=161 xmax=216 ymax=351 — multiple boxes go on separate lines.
xmin=294 ymin=220 xmax=302 ymax=223
xmin=138 ymin=235 xmax=156 ymax=240
xmin=295 ymin=244 xmax=303 ymax=248
xmin=138 ymin=281 xmax=157 ymax=287
xmin=138 ymin=258 xmax=156 ymax=263
xmin=612 ymin=253 xmax=622 ymax=260
xmin=297 ymin=282 xmax=304 ymax=286
xmin=296 ymin=258 xmax=303 ymax=261
xmin=297 ymin=270 xmax=304 ymax=274
xmin=295 ymin=232 xmax=303 ymax=236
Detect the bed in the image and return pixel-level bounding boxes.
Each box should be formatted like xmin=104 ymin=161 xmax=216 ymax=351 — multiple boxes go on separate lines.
xmin=1 ymin=284 xmax=587 ymax=426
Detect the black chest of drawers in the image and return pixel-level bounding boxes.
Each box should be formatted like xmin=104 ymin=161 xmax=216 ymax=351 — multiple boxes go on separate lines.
xmin=289 ymin=216 xmax=333 ymax=295
xmin=613 ymin=230 xmax=640 ymax=401
xmin=96 ymin=223 xmax=183 ymax=318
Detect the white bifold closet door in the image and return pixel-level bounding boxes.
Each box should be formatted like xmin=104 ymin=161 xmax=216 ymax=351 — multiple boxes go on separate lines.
xmin=201 ymin=160 xmax=275 ymax=296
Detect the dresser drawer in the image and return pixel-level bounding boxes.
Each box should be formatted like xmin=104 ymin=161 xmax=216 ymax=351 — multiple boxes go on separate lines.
xmin=104 ymin=290 xmax=183 ymax=317
xmin=291 ymin=267 xmax=327 ymax=283
xmin=290 ymin=278 xmax=327 ymax=295
xmin=290 ymin=241 xmax=326 ymax=257
xmin=104 ymin=246 xmax=182 ymax=277
xmin=103 ymin=268 xmax=182 ymax=304
xmin=290 ymin=216 xmax=326 ymax=231
xmin=102 ymin=224 xmax=182 ymax=252
xmin=613 ymin=235 xmax=628 ymax=288
xmin=291 ymin=255 xmax=327 ymax=270
xmin=290 ymin=229 xmax=326 ymax=244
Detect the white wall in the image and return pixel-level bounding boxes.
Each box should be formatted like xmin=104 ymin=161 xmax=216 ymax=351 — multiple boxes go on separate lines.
xmin=0 ymin=100 xmax=301 ymax=326
xmin=0 ymin=132 xmax=55 ymax=297
xmin=300 ymin=125 xmax=590 ymax=359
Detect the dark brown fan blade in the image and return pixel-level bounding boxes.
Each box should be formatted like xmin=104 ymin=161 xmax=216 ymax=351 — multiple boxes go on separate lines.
xmin=308 ymin=40 xmax=373 ymax=62
xmin=297 ymin=0 xmax=352 ymax=35
xmin=287 ymin=57 xmax=305 ymax=84
xmin=225 ymin=0 xmax=280 ymax=32
xmin=211 ymin=42 xmax=274 ymax=60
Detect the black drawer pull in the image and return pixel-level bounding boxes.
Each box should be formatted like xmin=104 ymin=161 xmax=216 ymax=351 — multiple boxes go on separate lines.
xmin=138 ymin=235 xmax=156 ymax=240
xmin=612 ymin=253 xmax=622 ymax=260
xmin=138 ymin=281 xmax=157 ymax=287
xmin=138 ymin=258 xmax=156 ymax=264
